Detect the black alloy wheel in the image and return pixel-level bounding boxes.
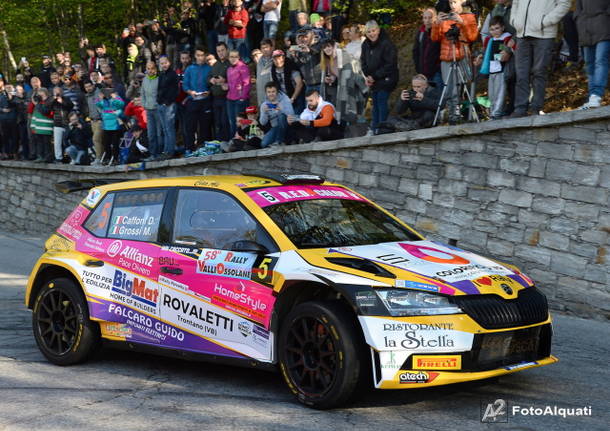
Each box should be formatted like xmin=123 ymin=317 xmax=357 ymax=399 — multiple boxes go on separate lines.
xmin=278 ymin=301 xmax=368 ymax=409
xmin=33 ymin=277 xmax=100 ymax=365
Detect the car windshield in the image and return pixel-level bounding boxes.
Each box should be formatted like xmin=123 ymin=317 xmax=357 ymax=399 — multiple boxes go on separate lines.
xmin=263 ymin=199 xmax=421 ymax=249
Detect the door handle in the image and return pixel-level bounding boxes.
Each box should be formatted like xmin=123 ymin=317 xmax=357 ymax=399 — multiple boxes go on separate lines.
xmin=85 ymin=260 xmax=105 ymax=267
xmin=161 ymin=266 xmax=183 ymax=275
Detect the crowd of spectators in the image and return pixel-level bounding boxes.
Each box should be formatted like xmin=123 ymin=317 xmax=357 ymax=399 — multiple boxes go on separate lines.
xmin=0 ymin=0 xmax=607 ymax=165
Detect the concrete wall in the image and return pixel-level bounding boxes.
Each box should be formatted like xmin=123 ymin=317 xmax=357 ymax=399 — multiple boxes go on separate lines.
xmin=1 ymin=108 xmax=609 ymax=320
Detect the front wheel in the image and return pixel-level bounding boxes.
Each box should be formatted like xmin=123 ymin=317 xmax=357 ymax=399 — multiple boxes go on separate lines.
xmin=32 ymin=277 xmax=100 ymax=365
xmin=278 ymin=301 xmax=368 ymax=409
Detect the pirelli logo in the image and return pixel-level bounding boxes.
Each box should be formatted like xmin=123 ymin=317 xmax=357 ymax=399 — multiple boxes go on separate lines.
xmin=413 ymin=355 xmax=462 ymax=370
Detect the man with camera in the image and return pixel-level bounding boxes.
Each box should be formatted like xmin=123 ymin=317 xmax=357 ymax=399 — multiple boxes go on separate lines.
xmin=259 ymin=81 xmax=294 ymax=147
xmin=392 ymin=74 xmax=441 ymax=131
xmin=46 ymin=87 xmax=74 ymax=163
xmin=0 ymin=78 xmax=18 ymax=160
xmin=431 ymin=0 xmax=478 ymax=124
xmin=65 ymin=112 xmax=93 ymax=165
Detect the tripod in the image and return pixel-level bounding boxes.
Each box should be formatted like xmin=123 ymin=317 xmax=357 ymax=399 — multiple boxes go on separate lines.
xmin=433 ymin=39 xmax=479 ymax=126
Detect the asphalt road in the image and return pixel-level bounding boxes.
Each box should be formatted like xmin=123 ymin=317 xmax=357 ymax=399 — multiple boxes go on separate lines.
xmin=0 ymin=230 xmax=608 ymax=431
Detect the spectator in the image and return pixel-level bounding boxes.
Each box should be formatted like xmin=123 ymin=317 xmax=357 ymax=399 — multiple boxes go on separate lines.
xmin=340 ymin=24 xmax=367 ymax=122
xmin=259 ymin=81 xmax=294 ymax=147
xmin=183 ymin=47 xmax=213 ymax=155
xmin=14 ymin=84 xmax=31 ymax=160
xmin=157 ymin=55 xmax=180 ymax=158
xmin=83 ymin=80 xmax=105 ymax=165
xmin=225 ymin=0 xmax=250 ymax=62
xmin=312 ymin=0 xmax=331 ymax=14
xmin=175 ymin=51 xmax=192 ymax=142
xmin=287 ymin=88 xmax=342 ymax=142
xmin=200 ymin=0 xmax=221 ymax=52
xmin=481 ymin=1 xmax=515 ymax=40
xmin=509 ymin=0 xmax=570 ymax=116
xmin=89 ymin=71 xmax=103 ymax=88
xmin=122 ymin=125 xmax=150 ymax=163
xmin=392 ymin=74 xmax=441 ymax=131
xmin=361 ymin=20 xmax=398 ymax=135
xmin=147 ymin=20 xmax=167 ymax=59
xmin=209 ymin=42 xmax=231 ymax=141
xmin=320 ymin=40 xmax=341 ymax=108
xmin=93 ymin=44 xmax=115 ymax=72
xmin=227 ymin=108 xmax=264 ymax=151
xmin=102 ymin=72 xmax=127 ymax=102
xmin=226 ymin=49 xmax=251 ymax=136
xmin=271 ymin=49 xmax=304 ymax=114
xmin=38 ymin=55 xmax=56 ymax=89
xmin=65 ymin=112 xmax=92 ymax=165
xmin=246 ymin=0 xmax=264 ymax=57
xmin=295 ymin=11 xmax=309 ymax=32
xmin=288 ymin=27 xmax=322 ymax=94
xmin=0 ymin=80 xmax=18 ymax=160
xmin=217 ymin=0 xmax=231 ymax=45
xmin=126 ymin=72 xmax=145 ymax=100
xmin=62 ymin=74 xmax=86 ymax=114
xmin=256 ymin=38 xmax=275 ymax=104
xmin=283 ymin=31 xmax=294 ymax=50
xmin=123 ymin=97 xmax=148 ymax=130
xmin=288 ymin=0 xmax=308 ymax=32
xmin=431 ymin=1 xmax=478 ymax=124
xmin=574 ymin=0 xmax=610 ymax=109
xmin=475 ymin=16 xmax=514 ymax=119
xmin=30 ymin=88 xmax=54 ymax=163
xmin=413 ymin=8 xmax=442 ymax=88
xmin=96 ymin=88 xmax=125 ymax=164
xmin=141 ymin=61 xmax=162 ymax=161
xmin=48 ymin=72 xmax=62 ymax=91
xmin=262 ymin=0 xmax=282 ymax=40
xmin=15 ymin=74 xmax=32 ymax=93
xmin=47 ymin=87 xmax=74 ymax=163
xmin=125 ymin=43 xmax=145 ymax=84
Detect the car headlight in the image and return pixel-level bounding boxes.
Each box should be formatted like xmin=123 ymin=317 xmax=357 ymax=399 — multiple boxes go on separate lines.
xmin=375 ymin=289 xmax=462 ymax=316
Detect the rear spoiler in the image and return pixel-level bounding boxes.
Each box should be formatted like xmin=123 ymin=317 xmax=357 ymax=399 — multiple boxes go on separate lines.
xmin=55 ymin=178 xmax=132 ymax=194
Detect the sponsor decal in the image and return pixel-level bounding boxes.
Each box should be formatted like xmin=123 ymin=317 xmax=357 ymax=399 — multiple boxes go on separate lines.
xmin=399 ymin=243 xmax=469 ymax=265
xmin=107 ymin=303 xmax=185 ymax=342
xmin=86 ymin=188 xmax=102 ymax=207
xmin=103 ymin=323 xmax=133 ymax=338
xmin=359 ymin=316 xmax=474 ymax=353
xmin=162 ymin=293 xmax=234 ymax=336
xmin=84 ymin=237 xmax=105 ymax=253
xmin=238 ymin=321 xmax=252 ymax=337
xmin=160 ymin=245 xmax=200 ymax=258
xmin=107 ymin=240 xmax=123 ymax=257
xmin=398 ymin=371 xmax=439 ymax=384
xmin=247 ymin=185 xmax=366 ymax=208
xmin=355 ymin=291 xmax=378 ymax=308
xmin=158 ymin=275 xmax=194 ymax=295
xmin=413 ymin=355 xmax=462 ymax=370
xmin=213 ymin=282 xmax=267 ymax=313
xmin=394 ymin=280 xmax=440 ymax=292
xmin=194 ymin=180 xmax=220 ymax=187
xmin=111 ymin=269 xmax=159 ymax=313
xmin=81 ymin=269 xmax=113 ymax=291
xmin=196 ymin=249 xmax=256 ymax=280
xmin=110 ymin=215 xmax=158 ymax=237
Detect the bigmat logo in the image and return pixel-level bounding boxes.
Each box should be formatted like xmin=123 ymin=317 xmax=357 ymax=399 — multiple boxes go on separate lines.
xmin=112 ymin=270 xmax=159 ymax=307
xmin=413 ymin=355 xmax=462 ymax=370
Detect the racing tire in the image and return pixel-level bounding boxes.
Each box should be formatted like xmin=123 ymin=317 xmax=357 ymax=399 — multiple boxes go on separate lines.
xmin=32 ymin=277 xmax=100 ymax=365
xmin=278 ymin=300 xmax=368 ymax=409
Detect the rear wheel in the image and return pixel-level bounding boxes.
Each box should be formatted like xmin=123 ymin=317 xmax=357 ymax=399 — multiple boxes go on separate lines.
xmin=32 ymin=277 xmax=100 ymax=365
xmin=278 ymin=301 xmax=368 ymax=409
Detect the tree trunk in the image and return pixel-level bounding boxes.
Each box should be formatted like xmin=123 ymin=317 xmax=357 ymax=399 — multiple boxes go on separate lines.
xmin=77 ymin=2 xmax=85 ymax=39
xmin=0 ymin=25 xmax=18 ymax=72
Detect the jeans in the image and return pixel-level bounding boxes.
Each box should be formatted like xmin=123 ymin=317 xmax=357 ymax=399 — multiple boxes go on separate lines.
xmin=583 ymin=40 xmax=610 ymax=98
xmin=0 ymin=120 xmax=18 ymax=155
xmin=53 ymin=126 xmax=66 ymax=160
xmin=261 ymin=114 xmax=288 ymax=147
xmin=228 ymin=38 xmax=248 ymax=62
xmin=371 ymin=90 xmax=390 ymax=131
xmin=226 ymin=99 xmax=249 ymax=137
xmin=66 ymin=145 xmax=86 ymax=164
xmin=146 ymin=109 xmax=163 ymax=157
xmin=514 ymin=37 xmax=555 ymax=113
xmin=185 ymin=98 xmax=213 ymax=150
xmin=158 ymin=103 xmax=177 ymax=155
xmin=212 ymin=97 xmax=230 ymax=141
xmin=264 ymin=21 xmax=279 ymax=39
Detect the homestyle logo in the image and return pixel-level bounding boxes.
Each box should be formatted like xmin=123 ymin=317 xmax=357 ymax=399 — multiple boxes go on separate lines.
xmin=213 ymin=282 xmax=267 ymax=312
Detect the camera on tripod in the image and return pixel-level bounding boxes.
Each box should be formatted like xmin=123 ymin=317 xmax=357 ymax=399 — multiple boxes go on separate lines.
xmin=445 ymin=24 xmax=460 ymax=41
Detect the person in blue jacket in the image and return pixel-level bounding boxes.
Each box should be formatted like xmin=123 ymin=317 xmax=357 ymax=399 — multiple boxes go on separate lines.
xmin=182 ymin=46 xmax=212 ymax=156
xmin=95 ymin=88 xmax=125 ymax=164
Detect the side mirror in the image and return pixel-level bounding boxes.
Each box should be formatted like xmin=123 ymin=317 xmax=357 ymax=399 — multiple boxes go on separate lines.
xmin=231 ymin=240 xmax=269 ymax=255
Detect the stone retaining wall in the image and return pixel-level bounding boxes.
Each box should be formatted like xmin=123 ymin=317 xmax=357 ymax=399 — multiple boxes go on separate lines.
xmin=1 ymin=108 xmax=609 ymax=320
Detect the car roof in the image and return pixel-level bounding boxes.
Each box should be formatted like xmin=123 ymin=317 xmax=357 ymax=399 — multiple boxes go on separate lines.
xmin=91 ymin=175 xmax=336 ymax=193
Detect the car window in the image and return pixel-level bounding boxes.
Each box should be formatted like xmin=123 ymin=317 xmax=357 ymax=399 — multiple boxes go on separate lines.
xmin=83 ymin=193 xmax=115 ymax=237
xmin=172 ymin=189 xmax=276 ymax=251
xmin=106 ymin=190 xmax=167 ymax=242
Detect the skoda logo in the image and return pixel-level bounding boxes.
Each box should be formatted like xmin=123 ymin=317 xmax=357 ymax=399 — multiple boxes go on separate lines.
xmin=501 ymin=284 xmax=513 ymax=295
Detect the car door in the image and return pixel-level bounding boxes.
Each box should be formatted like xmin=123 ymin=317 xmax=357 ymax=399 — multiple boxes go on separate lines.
xmin=157 ymin=188 xmax=278 ymax=362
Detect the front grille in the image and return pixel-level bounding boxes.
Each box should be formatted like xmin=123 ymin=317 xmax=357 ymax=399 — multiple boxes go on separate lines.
xmin=449 ymin=287 xmax=549 ymax=329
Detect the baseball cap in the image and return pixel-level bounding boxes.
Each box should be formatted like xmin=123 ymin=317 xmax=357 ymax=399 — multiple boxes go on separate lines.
xmin=272 ymin=49 xmax=285 ymax=58
xmin=245 ymin=106 xmax=258 ymax=114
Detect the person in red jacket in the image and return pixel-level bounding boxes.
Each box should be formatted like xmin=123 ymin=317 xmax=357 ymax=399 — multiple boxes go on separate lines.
xmin=123 ymin=98 xmax=148 ymax=130
xmin=224 ymin=0 xmax=249 ymax=63
xmin=431 ymin=0 xmax=478 ymax=124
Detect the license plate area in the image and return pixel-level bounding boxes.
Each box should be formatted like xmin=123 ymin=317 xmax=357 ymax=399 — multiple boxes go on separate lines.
xmin=477 ymin=326 xmax=542 ymax=367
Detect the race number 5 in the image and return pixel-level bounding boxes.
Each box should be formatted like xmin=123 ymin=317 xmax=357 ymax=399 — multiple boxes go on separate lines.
xmin=253 ymin=256 xmax=277 ymax=286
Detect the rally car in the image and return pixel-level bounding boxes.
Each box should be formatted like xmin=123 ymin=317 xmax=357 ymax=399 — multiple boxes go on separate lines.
xmin=26 ymin=172 xmax=557 ymax=408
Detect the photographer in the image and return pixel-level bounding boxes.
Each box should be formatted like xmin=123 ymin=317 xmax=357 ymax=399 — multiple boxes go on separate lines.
xmin=65 ymin=112 xmax=92 ymax=165
xmin=288 ymin=27 xmax=322 ymax=95
xmin=431 ymin=0 xmax=478 ymax=124
xmin=259 ymin=81 xmax=294 ymax=147
xmin=0 ymin=79 xmax=18 ymax=160
xmin=46 ymin=87 xmax=74 ymax=163
xmin=392 ymin=74 xmax=441 ymax=130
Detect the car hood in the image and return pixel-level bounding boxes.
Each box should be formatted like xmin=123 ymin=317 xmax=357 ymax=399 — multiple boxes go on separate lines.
xmin=298 ymin=240 xmax=534 ymax=297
